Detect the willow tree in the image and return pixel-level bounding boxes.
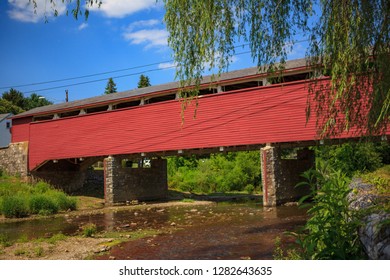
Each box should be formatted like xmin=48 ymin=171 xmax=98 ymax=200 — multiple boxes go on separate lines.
xmin=32 ymin=0 xmax=390 ymax=136
xmin=163 ymin=0 xmax=389 ymax=137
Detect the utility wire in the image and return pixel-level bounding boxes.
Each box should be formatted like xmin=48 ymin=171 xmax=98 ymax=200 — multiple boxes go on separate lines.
xmin=5 ymin=39 xmax=309 ymax=95
xmin=0 ymin=43 xmax=253 ymax=90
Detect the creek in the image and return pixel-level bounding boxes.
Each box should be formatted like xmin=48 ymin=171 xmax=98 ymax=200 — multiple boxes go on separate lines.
xmin=0 ymin=201 xmax=307 ymax=259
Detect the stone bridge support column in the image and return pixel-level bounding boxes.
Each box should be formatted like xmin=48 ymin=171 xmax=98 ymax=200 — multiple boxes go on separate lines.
xmin=104 ymin=156 xmax=168 ymax=206
xmin=261 ymin=145 xmax=314 ymax=207
xmin=0 ymin=142 xmax=29 ymax=178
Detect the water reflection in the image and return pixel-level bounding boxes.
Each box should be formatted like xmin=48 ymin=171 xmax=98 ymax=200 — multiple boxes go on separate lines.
xmin=0 ymin=202 xmax=306 ymax=245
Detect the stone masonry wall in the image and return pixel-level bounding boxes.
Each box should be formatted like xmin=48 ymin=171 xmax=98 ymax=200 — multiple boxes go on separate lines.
xmin=261 ymin=146 xmax=314 ymax=206
xmin=0 ymin=142 xmax=28 ymax=177
xmin=30 ymin=160 xmax=87 ymax=193
xmin=104 ymin=156 xmax=168 ymax=205
xmin=278 ymin=149 xmax=314 ymax=204
xmin=30 ymin=171 xmax=87 ymax=193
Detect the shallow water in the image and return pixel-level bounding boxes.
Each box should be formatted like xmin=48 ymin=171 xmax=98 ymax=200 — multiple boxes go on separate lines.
xmin=0 ymin=202 xmax=307 ymax=259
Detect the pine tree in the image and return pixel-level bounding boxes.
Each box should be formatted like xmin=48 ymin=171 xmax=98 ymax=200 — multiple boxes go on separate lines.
xmin=137 ymin=75 xmax=151 ymax=88
xmin=104 ymin=78 xmax=117 ymax=94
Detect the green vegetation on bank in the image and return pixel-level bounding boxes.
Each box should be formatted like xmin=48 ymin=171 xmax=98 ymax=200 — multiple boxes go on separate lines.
xmin=274 ymin=142 xmax=390 ymax=260
xmin=0 ymin=174 xmax=77 ymax=218
xmin=167 ymin=142 xmax=389 ymax=195
xmin=314 ymin=142 xmax=389 ymax=177
xmin=167 ymin=151 xmax=261 ymax=194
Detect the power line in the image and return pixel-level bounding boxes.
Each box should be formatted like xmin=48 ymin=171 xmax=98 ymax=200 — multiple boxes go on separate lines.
xmin=4 ymin=39 xmax=309 ymax=95
xmin=23 ymin=64 xmax=177 ymax=94
xmin=0 ymin=43 xmax=253 ymax=90
xmin=21 ymin=50 xmax=255 ymax=94
xmin=0 ymin=60 xmax=174 ymax=90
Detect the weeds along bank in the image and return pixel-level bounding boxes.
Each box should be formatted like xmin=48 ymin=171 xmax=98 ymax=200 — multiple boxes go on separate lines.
xmin=274 ymin=163 xmax=389 ymax=260
xmin=0 ymin=174 xmax=77 ymax=218
xmin=167 ymin=151 xmax=261 ymax=194
xmin=167 ymin=142 xmax=389 ymax=195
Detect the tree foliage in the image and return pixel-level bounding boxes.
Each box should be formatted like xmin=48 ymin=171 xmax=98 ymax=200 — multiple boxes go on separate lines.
xmin=0 ymin=99 xmax=23 ymax=115
xmin=0 ymin=89 xmax=52 ymax=114
xmin=104 ymin=78 xmax=117 ymax=94
xmin=163 ymin=0 xmax=389 ymax=137
xmin=168 ymin=151 xmax=261 ymax=194
xmin=138 ymin=75 xmax=151 ymax=88
xmin=29 ymin=0 xmax=390 ymax=136
xmin=315 ymin=142 xmax=386 ymax=177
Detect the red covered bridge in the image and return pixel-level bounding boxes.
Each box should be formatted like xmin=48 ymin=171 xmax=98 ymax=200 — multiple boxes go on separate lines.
xmin=6 ymin=58 xmax=388 ymax=206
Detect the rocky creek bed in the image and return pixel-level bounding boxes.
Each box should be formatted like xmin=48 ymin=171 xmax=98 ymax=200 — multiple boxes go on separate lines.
xmin=0 ymin=200 xmax=307 ymax=260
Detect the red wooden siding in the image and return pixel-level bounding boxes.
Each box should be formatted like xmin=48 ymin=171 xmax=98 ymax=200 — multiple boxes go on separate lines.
xmin=27 ymin=81 xmax=366 ymax=171
xmin=11 ymin=117 xmax=32 ymax=143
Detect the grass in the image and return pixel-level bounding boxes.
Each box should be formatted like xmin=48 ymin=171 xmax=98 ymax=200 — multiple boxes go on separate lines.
xmin=360 ymin=165 xmax=390 ymax=195
xmin=82 ymin=223 xmax=97 ymax=237
xmin=14 ymin=248 xmax=27 ymax=256
xmin=35 ymin=233 xmax=68 ymax=245
xmin=34 ymin=246 xmax=44 ymax=257
xmin=181 ymin=198 xmax=195 ymax=203
xmin=0 ymin=174 xmax=78 ymax=218
xmin=0 ymin=234 xmax=12 ymax=248
xmin=100 ymin=229 xmax=161 ymax=243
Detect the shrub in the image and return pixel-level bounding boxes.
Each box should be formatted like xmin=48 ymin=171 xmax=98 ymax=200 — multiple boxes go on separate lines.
xmin=1 ymin=195 xmax=29 ymax=218
xmin=32 ymin=181 xmax=51 ymax=194
xmin=315 ymin=142 xmax=383 ymax=177
xmin=49 ymin=192 xmax=77 ymax=211
xmin=82 ymin=223 xmax=97 ymax=237
xmin=167 ymin=151 xmax=261 ymax=194
xmin=29 ymin=194 xmax=59 ymax=215
xmin=0 ymin=234 xmax=12 ymax=247
xmin=293 ymin=161 xmax=365 ymax=259
xmin=244 ymin=184 xmax=255 ymax=194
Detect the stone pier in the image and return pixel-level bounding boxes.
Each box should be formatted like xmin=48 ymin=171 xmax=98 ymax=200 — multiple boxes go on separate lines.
xmin=0 ymin=142 xmax=28 ymax=177
xmin=104 ymin=156 xmax=168 ymax=205
xmin=261 ymin=145 xmax=315 ymax=207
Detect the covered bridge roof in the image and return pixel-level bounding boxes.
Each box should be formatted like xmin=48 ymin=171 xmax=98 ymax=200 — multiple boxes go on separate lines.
xmin=13 ymin=58 xmax=307 ymax=119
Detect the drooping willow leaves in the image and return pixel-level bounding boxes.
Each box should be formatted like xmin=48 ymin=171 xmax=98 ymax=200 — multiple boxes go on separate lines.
xmin=163 ymin=0 xmax=389 ymax=137
xmin=29 ymin=0 xmax=390 ymax=137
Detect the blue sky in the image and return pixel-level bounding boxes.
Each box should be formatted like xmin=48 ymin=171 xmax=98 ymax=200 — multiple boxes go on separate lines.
xmin=0 ymin=0 xmax=307 ymax=104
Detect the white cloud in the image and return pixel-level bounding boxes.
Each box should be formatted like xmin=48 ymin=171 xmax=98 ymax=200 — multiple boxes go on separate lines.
xmin=88 ymin=0 xmax=160 ymax=18
xmin=230 ymin=55 xmax=239 ymax=64
xmin=287 ymin=42 xmax=306 ymax=60
xmin=122 ymin=19 xmax=168 ymax=50
xmin=158 ymin=62 xmax=177 ymax=70
xmin=126 ymin=19 xmax=160 ymax=31
xmin=8 ymin=0 xmax=66 ymax=23
xmin=123 ymin=29 xmax=169 ymax=49
xmin=78 ymin=23 xmax=88 ymax=31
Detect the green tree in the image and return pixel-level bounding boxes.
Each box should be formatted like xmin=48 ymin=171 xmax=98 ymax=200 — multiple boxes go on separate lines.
xmin=1 ymin=90 xmax=53 ymax=114
xmin=104 ymin=78 xmax=117 ymax=95
xmin=25 ymin=93 xmax=53 ymax=110
xmin=30 ymin=1 xmax=390 ymax=136
xmin=0 ymin=98 xmax=23 ymax=115
xmin=162 ymin=0 xmax=389 ymax=137
xmin=138 ymin=75 xmax=151 ymax=88
xmin=2 ymin=89 xmax=26 ymax=109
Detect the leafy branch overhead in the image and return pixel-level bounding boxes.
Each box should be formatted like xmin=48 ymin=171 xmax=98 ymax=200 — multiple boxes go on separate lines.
xmin=163 ymin=0 xmax=389 ymax=137
xmin=31 ymin=0 xmax=390 ymax=137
